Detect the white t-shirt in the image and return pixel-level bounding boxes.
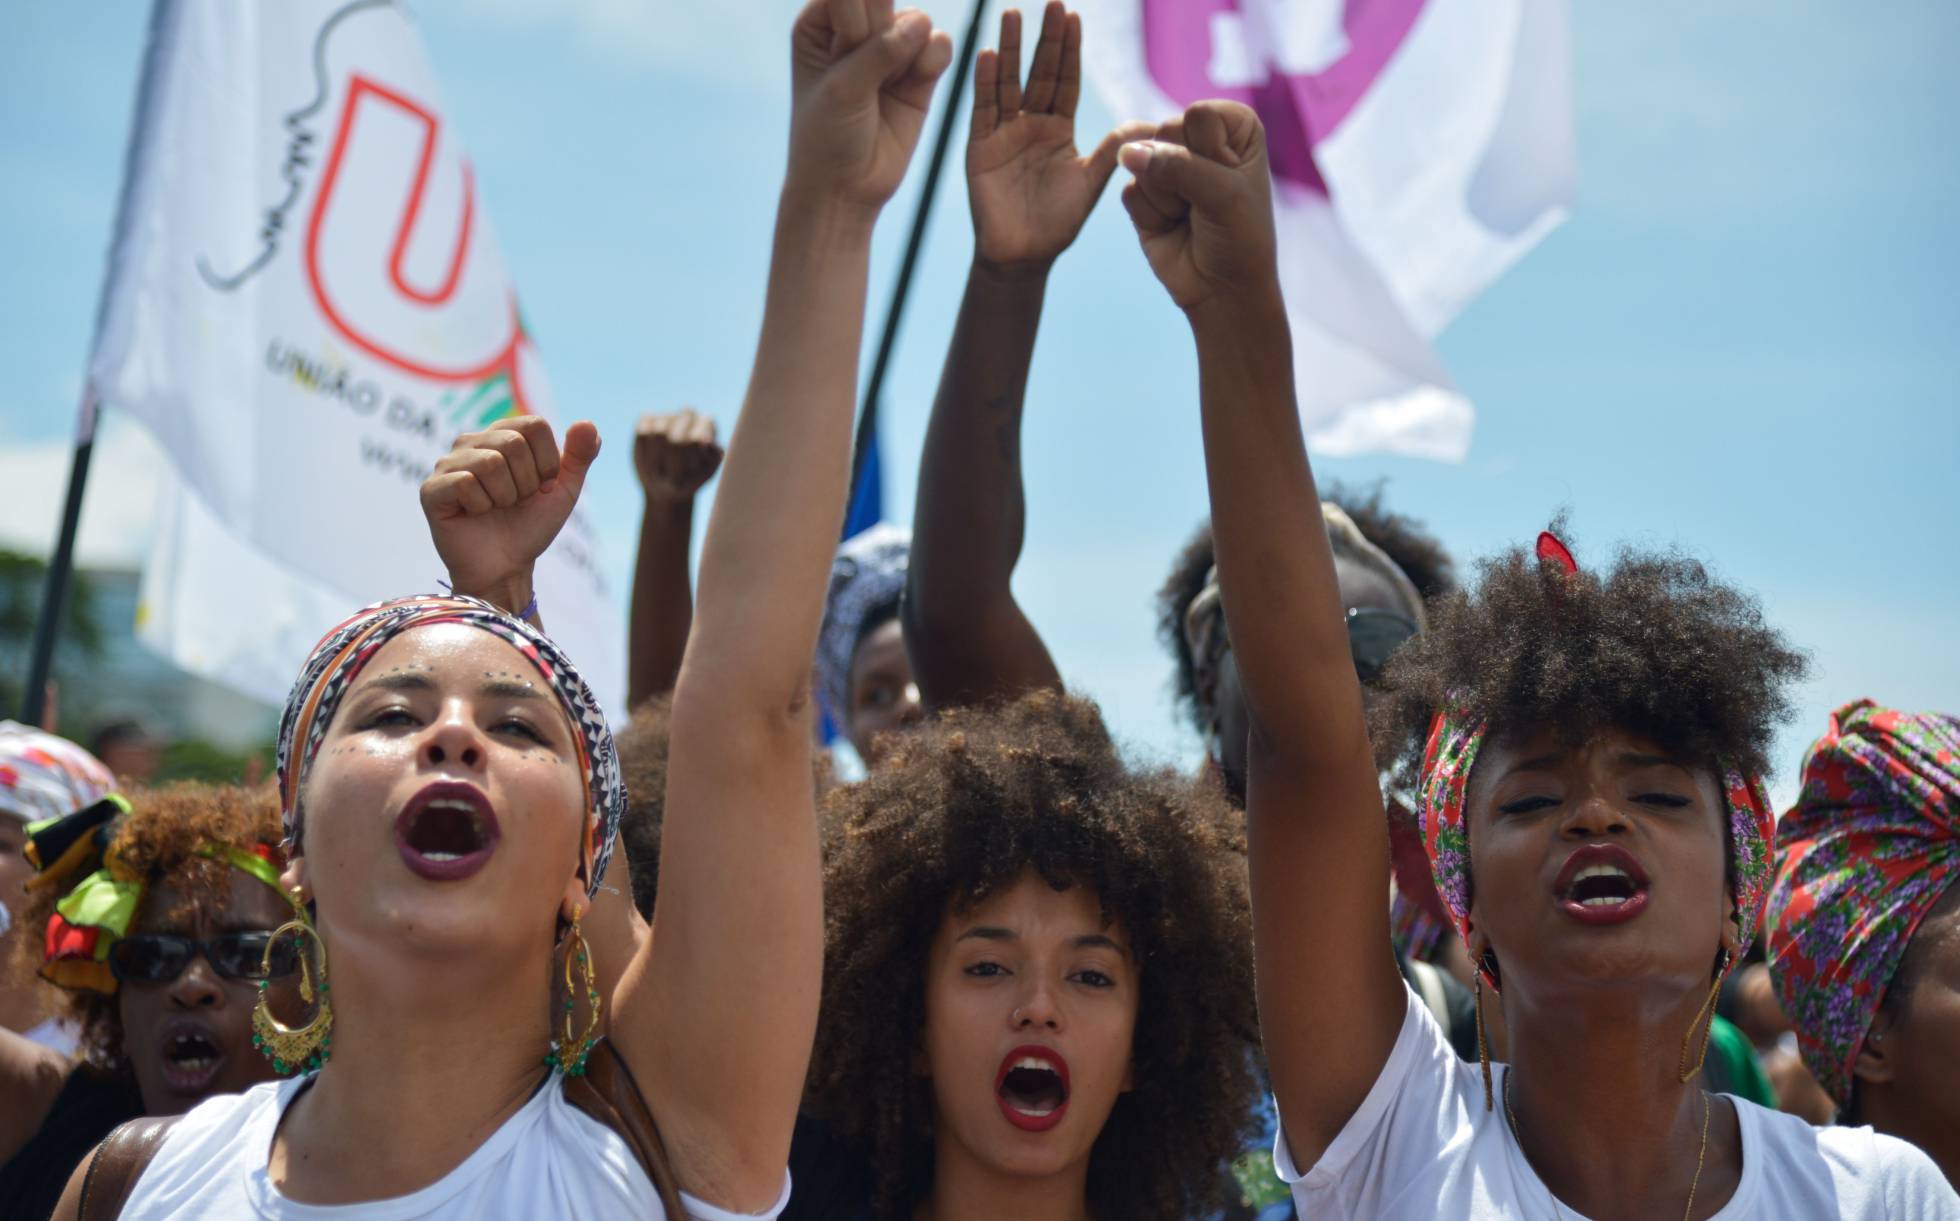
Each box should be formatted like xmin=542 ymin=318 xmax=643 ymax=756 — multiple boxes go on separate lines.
xmin=118 ymin=1073 xmax=791 ymax=1221
xmin=1275 ymin=983 xmax=1959 ymax=1220
xmin=22 ymin=1016 xmax=79 ymax=1056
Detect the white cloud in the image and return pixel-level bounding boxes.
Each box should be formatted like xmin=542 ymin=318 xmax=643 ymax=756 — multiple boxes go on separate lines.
xmin=0 ymin=414 xmax=163 ymax=570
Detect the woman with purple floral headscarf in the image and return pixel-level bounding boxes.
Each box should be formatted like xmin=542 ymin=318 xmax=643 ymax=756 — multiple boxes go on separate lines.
xmin=1770 ymin=700 xmax=1960 ymax=1186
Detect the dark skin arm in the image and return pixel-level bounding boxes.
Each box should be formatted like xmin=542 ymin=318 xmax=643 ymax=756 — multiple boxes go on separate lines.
xmin=1121 ymin=102 xmax=1405 ymax=1169
xmin=627 ymin=409 xmax=724 ymax=708
xmin=902 ymin=3 xmax=1150 ymax=709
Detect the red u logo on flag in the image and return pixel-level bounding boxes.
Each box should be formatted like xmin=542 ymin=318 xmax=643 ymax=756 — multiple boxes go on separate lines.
xmin=304 ymin=73 xmax=526 ymax=393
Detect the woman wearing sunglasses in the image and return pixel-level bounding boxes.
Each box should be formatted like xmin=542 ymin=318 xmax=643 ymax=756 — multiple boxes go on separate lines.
xmin=1171 ymin=500 xmax=1434 ymax=808
xmin=1 ymin=782 xmax=290 ymax=1221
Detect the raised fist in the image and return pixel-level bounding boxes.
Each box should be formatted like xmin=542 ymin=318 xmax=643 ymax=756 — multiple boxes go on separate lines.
xmin=788 ymin=0 xmax=954 ymax=215
xmin=633 ymin=409 xmax=724 ymax=504
xmin=419 ymin=416 xmax=599 ymax=613
xmin=1118 ymin=101 xmax=1280 ymax=314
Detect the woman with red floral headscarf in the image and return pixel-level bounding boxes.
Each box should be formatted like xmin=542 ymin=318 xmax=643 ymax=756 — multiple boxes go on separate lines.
xmin=1117 ymin=96 xmax=1957 ymax=1217
xmin=1770 ymin=700 xmax=1960 ymax=1186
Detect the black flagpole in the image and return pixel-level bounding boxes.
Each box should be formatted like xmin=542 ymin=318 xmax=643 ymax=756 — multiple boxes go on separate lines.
xmin=22 ymin=394 xmax=97 ymax=727
xmin=20 ymin=0 xmax=169 ymax=728
xmin=846 ymin=0 xmax=990 ymax=515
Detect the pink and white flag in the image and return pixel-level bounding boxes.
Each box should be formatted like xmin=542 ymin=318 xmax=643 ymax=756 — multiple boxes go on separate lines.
xmin=1081 ymin=0 xmax=1573 ymax=460
xmin=86 ymin=0 xmax=622 ymax=706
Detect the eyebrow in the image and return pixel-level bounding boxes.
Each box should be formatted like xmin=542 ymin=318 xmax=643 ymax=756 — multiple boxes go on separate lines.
xmin=1617 ymin=751 xmax=1686 ymax=771
xmin=953 ymin=926 xmax=1132 ymax=958
xmin=1498 ymin=753 xmax=1564 ymax=782
xmin=355 ymin=672 xmax=544 ymax=702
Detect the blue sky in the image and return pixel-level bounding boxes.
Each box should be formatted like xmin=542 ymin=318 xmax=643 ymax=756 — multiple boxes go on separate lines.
xmin=2 ymin=1 xmax=1954 ymax=798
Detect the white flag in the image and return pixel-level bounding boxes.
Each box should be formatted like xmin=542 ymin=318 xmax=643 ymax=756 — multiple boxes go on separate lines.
xmin=89 ymin=0 xmax=622 ymax=707
xmin=1080 ymin=0 xmax=1573 ymax=460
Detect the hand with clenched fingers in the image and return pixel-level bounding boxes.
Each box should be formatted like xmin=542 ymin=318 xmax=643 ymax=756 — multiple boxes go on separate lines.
xmin=419 ymin=416 xmax=599 ymax=617
xmin=1118 ymin=100 xmax=1281 ymax=315
xmin=634 ymin=409 xmax=723 ymax=505
xmin=788 ymin=0 xmax=954 ymax=216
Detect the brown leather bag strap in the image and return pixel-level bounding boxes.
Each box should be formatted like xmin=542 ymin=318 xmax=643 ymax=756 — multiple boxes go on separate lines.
xmin=562 ymin=1038 xmax=689 ymax=1218
xmin=76 ymin=1114 xmax=180 ymax=1221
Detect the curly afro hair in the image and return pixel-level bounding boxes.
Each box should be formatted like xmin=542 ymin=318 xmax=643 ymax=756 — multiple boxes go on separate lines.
xmin=12 ymin=781 xmax=284 ymax=1072
xmin=806 ymin=691 xmax=1258 ymax=1220
xmin=1369 ymin=524 xmax=1808 ymax=787
xmin=614 ymin=695 xmax=673 ymax=921
xmin=1156 ymin=483 xmax=1455 ymax=736
xmin=1157 ymin=520 xmax=1219 ymax=739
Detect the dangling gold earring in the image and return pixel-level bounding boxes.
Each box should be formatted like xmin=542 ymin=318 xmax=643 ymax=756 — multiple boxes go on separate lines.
xmin=547 ymin=905 xmax=602 ymax=1077
xmin=1676 ymin=947 xmax=1733 ymax=1083
xmin=252 ymin=912 xmax=333 ymax=1075
xmin=1475 ymin=971 xmax=1494 ymax=1113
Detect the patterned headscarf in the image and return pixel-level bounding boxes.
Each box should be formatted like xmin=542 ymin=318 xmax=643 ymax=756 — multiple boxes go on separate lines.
xmin=0 ymin=720 xmax=116 ymax=824
xmin=23 ymin=793 xmax=294 ymax=993
xmin=816 ymin=525 xmax=911 ymax=728
xmin=1416 ymin=534 xmax=1777 ymax=991
xmin=1767 ymin=700 xmax=1960 ymax=1107
xmin=276 ymin=595 xmax=623 ymax=896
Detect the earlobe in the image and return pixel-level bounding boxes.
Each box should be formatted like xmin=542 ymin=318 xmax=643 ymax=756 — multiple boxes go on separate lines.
xmin=1853 ymin=1014 xmax=1896 ymax=1087
xmin=1120 ymin=1061 xmax=1135 ymax=1093
xmin=281 ymin=857 xmax=308 ymax=895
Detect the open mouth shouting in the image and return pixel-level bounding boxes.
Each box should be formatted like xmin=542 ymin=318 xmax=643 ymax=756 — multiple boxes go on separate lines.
xmin=995 ymin=1044 xmax=1071 ymax=1132
xmin=1553 ymin=843 xmax=1651 ymax=925
xmin=395 ymin=781 xmax=502 ymax=882
xmin=158 ymin=1016 xmax=227 ymax=1094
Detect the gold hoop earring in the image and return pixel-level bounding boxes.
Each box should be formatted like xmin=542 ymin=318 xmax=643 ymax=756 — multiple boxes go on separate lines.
xmin=1676 ymin=948 xmax=1732 ymax=1084
xmin=252 ymin=915 xmax=333 ymax=1075
xmin=547 ymin=905 xmax=603 ymax=1077
xmin=1475 ymin=972 xmax=1494 ymax=1113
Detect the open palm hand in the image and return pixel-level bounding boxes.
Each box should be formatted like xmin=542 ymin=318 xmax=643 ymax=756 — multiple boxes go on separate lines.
xmin=968 ymin=4 xmax=1151 ymax=269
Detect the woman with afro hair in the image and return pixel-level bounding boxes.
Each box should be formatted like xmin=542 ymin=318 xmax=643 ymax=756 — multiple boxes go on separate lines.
xmin=1 ymin=782 xmax=291 ymax=1220
xmin=791 ymin=691 xmax=1259 ymax=1220
xmin=1112 ymin=98 xmax=1957 ymax=1217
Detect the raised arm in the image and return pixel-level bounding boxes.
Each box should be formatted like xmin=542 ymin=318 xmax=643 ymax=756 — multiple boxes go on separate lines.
xmin=615 ymin=1 xmax=951 ymax=1209
xmin=903 ymin=3 xmax=1149 ymax=708
xmin=626 ymin=409 xmax=723 ymax=708
xmin=1120 ymin=102 xmax=1404 ymax=1167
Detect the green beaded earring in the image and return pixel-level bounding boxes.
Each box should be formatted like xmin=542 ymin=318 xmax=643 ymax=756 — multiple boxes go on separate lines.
xmin=545 ymin=905 xmax=602 ymax=1076
xmin=252 ymin=914 xmax=333 ymax=1075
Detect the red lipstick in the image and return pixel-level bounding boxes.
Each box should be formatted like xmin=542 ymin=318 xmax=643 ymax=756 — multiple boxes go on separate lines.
xmin=1552 ymin=843 xmax=1651 ymax=926
xmin=394 ymin=781 xmax=501 ymax=882
xmin=995 ymin=1044 xmax=1071 ymax=1133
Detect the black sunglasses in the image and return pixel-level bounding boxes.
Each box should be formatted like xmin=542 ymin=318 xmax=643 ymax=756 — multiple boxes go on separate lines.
xmin=1345 ymin=608 xmax=1420 ymax=684
xmin=107 ymin=931 xmax=300 ymax=985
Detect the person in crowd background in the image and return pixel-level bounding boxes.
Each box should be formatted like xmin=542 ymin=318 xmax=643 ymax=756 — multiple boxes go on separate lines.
xmin=1770 ymin=700 xmax=1960 ymax=1187
xmin=0 ymin=722 xmax=117 ymax=1051
xmin=1115 ymin=93 xmax=1953 ymax=1216
xmin=1 ymin=782 xmax=289 ymax=1221
xmin=628 ymin=408 xmax=725 ymax=710
xmin=1158 ymin=494 xmax=1451 ymax=810
xmin=1722 ymin=957 xmax=1837 ymax=1122
xmin=53 ymin=1 xmax=957 ymax=1213
xmin=817 ymin=524 xmax=921 ymax=770
xmin=793 ymin=691 xmax=1258 ymax=1220
xmin=88 ymin=722 xmax=165 ymax=789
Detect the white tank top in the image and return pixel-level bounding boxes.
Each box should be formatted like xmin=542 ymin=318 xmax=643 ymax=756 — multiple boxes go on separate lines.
xmin=116 ymin=1073 xmax=791 ymax=1220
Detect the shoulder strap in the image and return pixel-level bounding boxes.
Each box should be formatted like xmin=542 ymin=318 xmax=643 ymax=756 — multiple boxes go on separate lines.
xmin=562 ymin=1038 xmax=689 ymax=1219
xmin=76 ymin=1114 xmax=180 ymax=1221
